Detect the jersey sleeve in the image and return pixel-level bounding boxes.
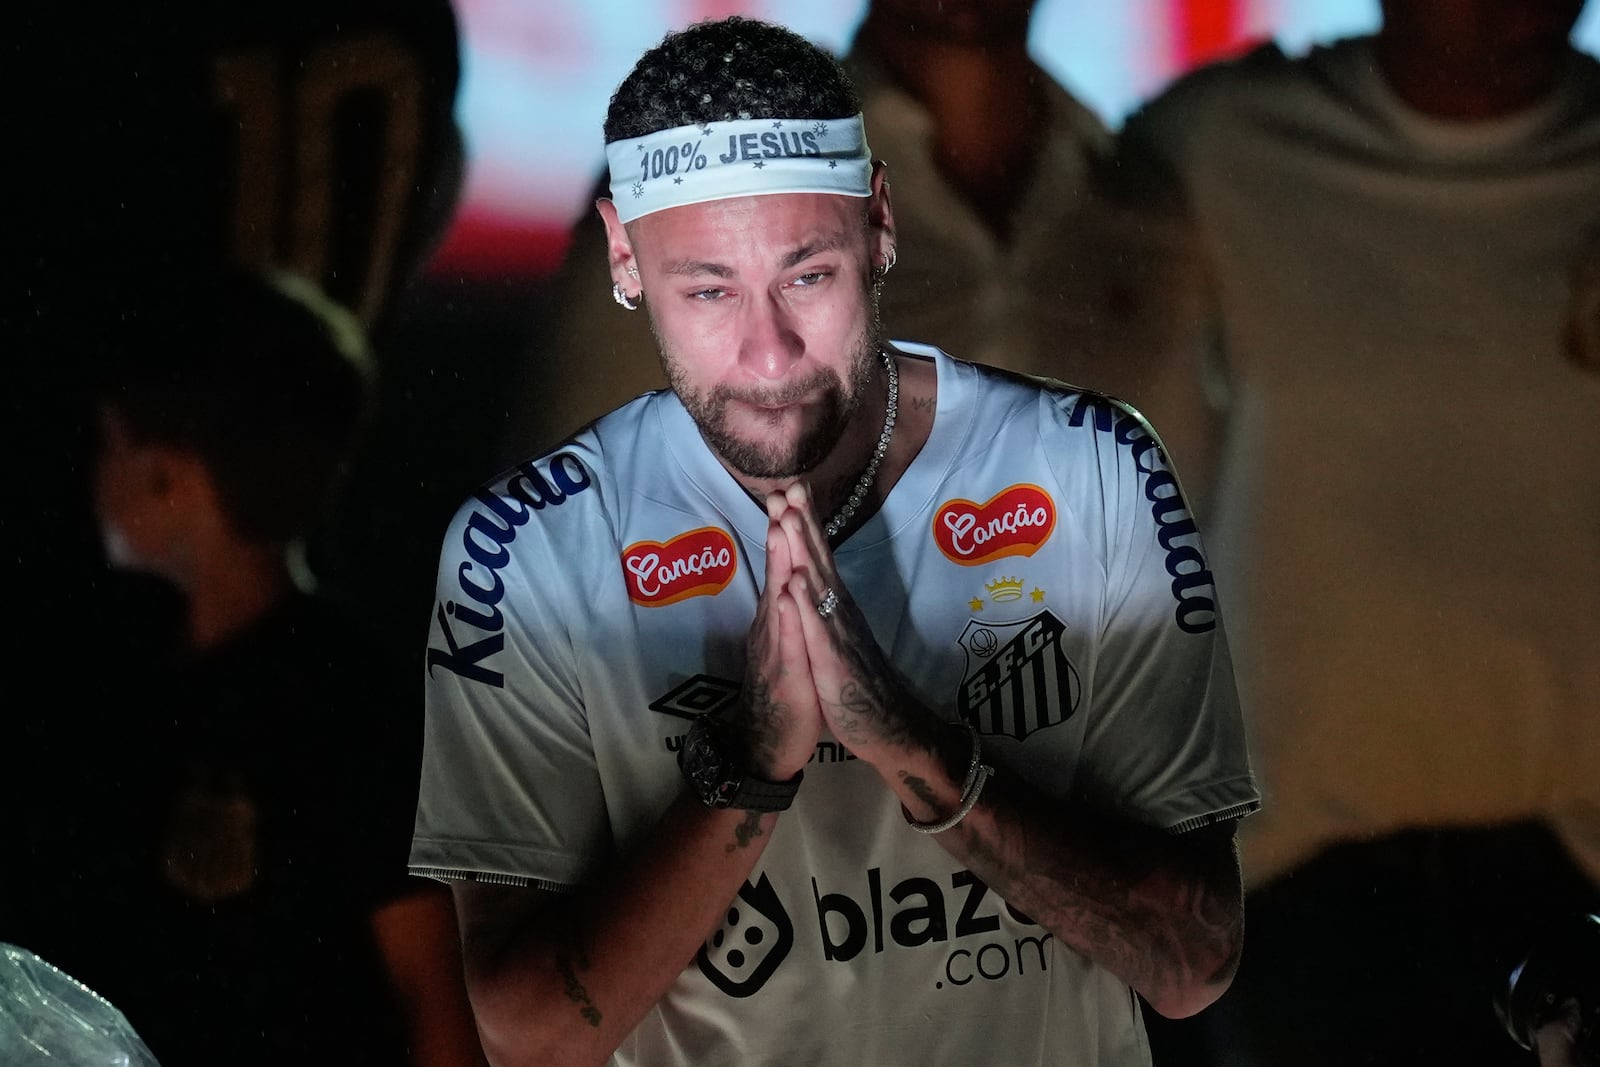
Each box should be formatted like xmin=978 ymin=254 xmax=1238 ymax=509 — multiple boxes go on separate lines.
xmin=1046 ymin=391 xmax=1260 ymax=833
xmin=409 ymin=457 xmax=612 ymax=890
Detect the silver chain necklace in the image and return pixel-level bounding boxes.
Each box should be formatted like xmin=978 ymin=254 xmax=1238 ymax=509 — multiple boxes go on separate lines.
xmin=824 ymin=350 xmax=898 ymax=539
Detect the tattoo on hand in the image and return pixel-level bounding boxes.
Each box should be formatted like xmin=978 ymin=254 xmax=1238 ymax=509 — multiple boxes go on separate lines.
xmin=743 ymin=678 xmax=786 ymax=770
xmin=830 ymin=679 xmax=916 ymax=748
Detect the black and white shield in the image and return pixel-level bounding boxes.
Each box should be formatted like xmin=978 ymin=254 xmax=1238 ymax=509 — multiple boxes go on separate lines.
xmin=956 ymin=610 xmax=1080 ymax=741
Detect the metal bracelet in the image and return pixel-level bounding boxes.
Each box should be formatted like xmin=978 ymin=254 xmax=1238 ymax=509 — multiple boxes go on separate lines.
xmin=903 ymin=722 xmax=993 ymax=834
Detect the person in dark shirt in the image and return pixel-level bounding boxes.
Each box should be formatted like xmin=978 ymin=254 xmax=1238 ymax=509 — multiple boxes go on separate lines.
xmin=63 ymin=269 xmax=484 ymax=1066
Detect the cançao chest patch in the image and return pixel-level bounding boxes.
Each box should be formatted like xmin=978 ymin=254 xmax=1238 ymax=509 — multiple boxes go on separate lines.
xmin=933 ymin=484 xmax=1056 ymax=566
xmin=622 ymin=526 xmax=738 ymax=606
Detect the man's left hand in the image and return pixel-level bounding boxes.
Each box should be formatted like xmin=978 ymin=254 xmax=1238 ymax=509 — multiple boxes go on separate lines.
xmin=769 ymin=483 xmax=935 ymax=763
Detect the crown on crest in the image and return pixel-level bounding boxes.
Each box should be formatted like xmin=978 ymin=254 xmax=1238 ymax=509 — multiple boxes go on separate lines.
xmin=984 ymin=576 xmax=1025 ymax=601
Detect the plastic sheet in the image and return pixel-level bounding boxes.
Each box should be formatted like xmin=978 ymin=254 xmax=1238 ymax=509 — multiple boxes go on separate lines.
xmin=0 ymin=942 xmax=160 ymax=1066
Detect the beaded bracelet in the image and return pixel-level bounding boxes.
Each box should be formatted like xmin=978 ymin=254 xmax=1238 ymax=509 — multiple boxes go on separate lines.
xmin=903 ymin=722 xmax=994 ymax=834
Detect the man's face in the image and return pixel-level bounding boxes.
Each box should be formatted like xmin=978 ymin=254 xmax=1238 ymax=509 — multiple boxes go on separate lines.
xmin=618 ymin=189 xmax=887 ymax=480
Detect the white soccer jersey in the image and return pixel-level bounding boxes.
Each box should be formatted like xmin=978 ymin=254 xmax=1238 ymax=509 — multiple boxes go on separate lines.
xmin=412 ymin=344 xmax=1259 ymax=1067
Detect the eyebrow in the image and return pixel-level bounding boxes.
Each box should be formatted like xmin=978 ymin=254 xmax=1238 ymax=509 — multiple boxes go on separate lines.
xmin=661 ymin=258 xmax=734 ymax=278
xmin=659 ymin=231 xmax=855 ymax=278
xmin=779 ymin=231 xmax=853 ymax=270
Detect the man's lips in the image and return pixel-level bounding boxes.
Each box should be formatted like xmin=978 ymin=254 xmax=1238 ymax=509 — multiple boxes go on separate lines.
xmin=737 ymin=392 xmax=821 ymax=414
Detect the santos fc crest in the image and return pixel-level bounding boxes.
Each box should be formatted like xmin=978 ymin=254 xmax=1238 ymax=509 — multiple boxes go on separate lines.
xmin=956 ymin=610 xmax=1080 ymax=741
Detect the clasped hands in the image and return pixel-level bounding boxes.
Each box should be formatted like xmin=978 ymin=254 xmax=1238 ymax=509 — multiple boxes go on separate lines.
xmin=737 ymin=482 xmax=926 ymax=783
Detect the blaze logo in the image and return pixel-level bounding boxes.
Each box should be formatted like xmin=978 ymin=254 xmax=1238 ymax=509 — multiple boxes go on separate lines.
xmin=696 ymin=868 xmax=1050 ymax=999
xmin=697 ymin=874 xmax=794 ymax=997
xmin=814 ymin=868 xmax=1051 ymax=990
xmin=622 ymin=527 xmax=738 ymax=607
xmin=934 ymin=484 xmax=1057 ymax=566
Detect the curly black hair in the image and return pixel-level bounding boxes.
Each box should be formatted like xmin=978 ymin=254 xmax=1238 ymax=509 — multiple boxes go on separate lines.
xmin=604 ymin=16 xmax=860 ymax=143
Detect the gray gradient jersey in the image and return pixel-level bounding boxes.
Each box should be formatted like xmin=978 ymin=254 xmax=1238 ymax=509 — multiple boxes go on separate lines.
xmin=412 ymin=343 xmax=1259 ymax=1067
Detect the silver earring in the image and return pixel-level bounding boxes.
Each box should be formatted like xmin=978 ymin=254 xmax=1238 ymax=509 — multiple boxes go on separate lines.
xmin=875 ymin=244 xmax=897 ymax=279
xmin=612 ymin=283 xmax=639 ymax=311
xmin=626 ymin=265 xmax=639 ymax=279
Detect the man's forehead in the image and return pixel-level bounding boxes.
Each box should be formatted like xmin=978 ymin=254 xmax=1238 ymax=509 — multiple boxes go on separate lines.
xmin=627 ymin=192 xmax=868 ymax=268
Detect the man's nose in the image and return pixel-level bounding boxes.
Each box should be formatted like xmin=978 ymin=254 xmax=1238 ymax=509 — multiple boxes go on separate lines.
xmin=736 ymin=291 xmax=804 ymax=380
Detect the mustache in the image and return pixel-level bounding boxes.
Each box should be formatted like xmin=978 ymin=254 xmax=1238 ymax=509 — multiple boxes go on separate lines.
xmin=711 ymin=368 xmax=838 ymax=407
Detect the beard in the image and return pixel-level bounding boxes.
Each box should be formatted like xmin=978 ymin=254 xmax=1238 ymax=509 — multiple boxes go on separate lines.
xmin=657 ymin=307 xmax=884 ymax=481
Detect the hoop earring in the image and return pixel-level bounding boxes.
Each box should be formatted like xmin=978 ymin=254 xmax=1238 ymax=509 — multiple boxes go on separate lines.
xmin=612 ymin=283 xmax=640 ymax=311
xmin=875 ymin=244 xmax=897 ymax=280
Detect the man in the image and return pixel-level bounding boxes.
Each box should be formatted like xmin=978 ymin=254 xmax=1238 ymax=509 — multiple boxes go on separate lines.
xmin=1078 ymin=1 xmax=1600 ymax=1063
xmin=413 ymin=17 xmax=1258 ymax=1066
xmin=499 ymin=0 xmax=1113 ymax=459
xmin=76 ymin=270 xmax=483 ymax=1066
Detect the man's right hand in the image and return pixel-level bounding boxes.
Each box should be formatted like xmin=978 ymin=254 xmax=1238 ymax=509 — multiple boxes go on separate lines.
xmin=736 ymin=491 xmax=826 ymax=781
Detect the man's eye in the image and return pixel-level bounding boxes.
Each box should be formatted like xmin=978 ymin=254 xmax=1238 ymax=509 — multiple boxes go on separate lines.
xmin=691 ymin=288 xmax=728 ymax=301
xmin=792 ymin=271 xmax=830 ymax=287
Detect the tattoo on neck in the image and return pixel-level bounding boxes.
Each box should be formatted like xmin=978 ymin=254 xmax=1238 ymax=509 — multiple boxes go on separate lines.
xmin=909 ymin=394 xmax=936 ymax=413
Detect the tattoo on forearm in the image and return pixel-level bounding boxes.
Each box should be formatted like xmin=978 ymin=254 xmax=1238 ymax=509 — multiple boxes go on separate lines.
xmin=555 ymin=950 xmax=602 ymax=1028
xmin=727 ymin=810 xmax=766 ymax=853
xmin=947 ymin=789 xmax=1241 ymax=1008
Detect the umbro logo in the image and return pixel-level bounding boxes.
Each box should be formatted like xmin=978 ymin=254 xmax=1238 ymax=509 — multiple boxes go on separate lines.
xmin=649 ymin=674 xmax=740 ymax=721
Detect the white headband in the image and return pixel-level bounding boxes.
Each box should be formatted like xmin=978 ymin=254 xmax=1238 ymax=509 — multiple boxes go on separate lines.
xmin=605 ymin=113 xmax=872 ymax=223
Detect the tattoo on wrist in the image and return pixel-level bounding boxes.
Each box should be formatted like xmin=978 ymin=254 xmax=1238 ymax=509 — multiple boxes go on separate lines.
xmin=899 ymin=772 xmax=941 ymax=811
xmin=728 ymin=810 xmax=766 ymax=853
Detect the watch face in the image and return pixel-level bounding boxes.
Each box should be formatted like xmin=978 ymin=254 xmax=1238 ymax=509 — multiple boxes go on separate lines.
xmin=679 ymin=715 xmax=799 ymax=811
xmin=681 ymin=717 xmax=738 ymax=808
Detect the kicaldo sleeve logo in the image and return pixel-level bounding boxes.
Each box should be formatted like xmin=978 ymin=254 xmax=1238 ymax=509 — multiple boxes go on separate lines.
xmin=933 ymin=484 xmax=1057 ymax=566
xmin=622 ymin=526 xmax=739 ymax=606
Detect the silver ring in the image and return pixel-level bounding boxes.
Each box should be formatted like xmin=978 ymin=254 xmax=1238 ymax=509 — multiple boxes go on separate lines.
xmin=816 ymin=587 xmax=839 ymax=618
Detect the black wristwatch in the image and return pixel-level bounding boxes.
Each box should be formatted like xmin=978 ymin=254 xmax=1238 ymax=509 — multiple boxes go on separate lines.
xmin=678 ymin=714 xmax=802 ymax=812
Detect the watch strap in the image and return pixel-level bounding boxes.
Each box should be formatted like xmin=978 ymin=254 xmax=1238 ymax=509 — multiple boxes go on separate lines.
xmin=679 ymin=715 xmax=802 ymax=812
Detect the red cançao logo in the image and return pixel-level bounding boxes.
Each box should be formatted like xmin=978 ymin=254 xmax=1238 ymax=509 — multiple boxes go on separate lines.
xmin=622 ymin=526 xmax=739 ymax=607
xmin=933 ymin=484 xmax=1057 ymax=566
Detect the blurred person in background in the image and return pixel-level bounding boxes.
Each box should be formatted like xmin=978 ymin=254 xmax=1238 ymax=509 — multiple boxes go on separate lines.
xmin=4 ymin=2 xmax=474 ymax=1059
xmin=74 ymin=269 xmax=482 ymax=1067
xmin=1071 ymin=1 xmax=1600 ymax=1063
xmin=4 ymin=0 xmax=464 ymax=919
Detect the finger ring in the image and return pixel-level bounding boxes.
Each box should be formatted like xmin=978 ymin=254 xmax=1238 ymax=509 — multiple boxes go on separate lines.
xmin=816 ymin=587 xmax=839 ymax=618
